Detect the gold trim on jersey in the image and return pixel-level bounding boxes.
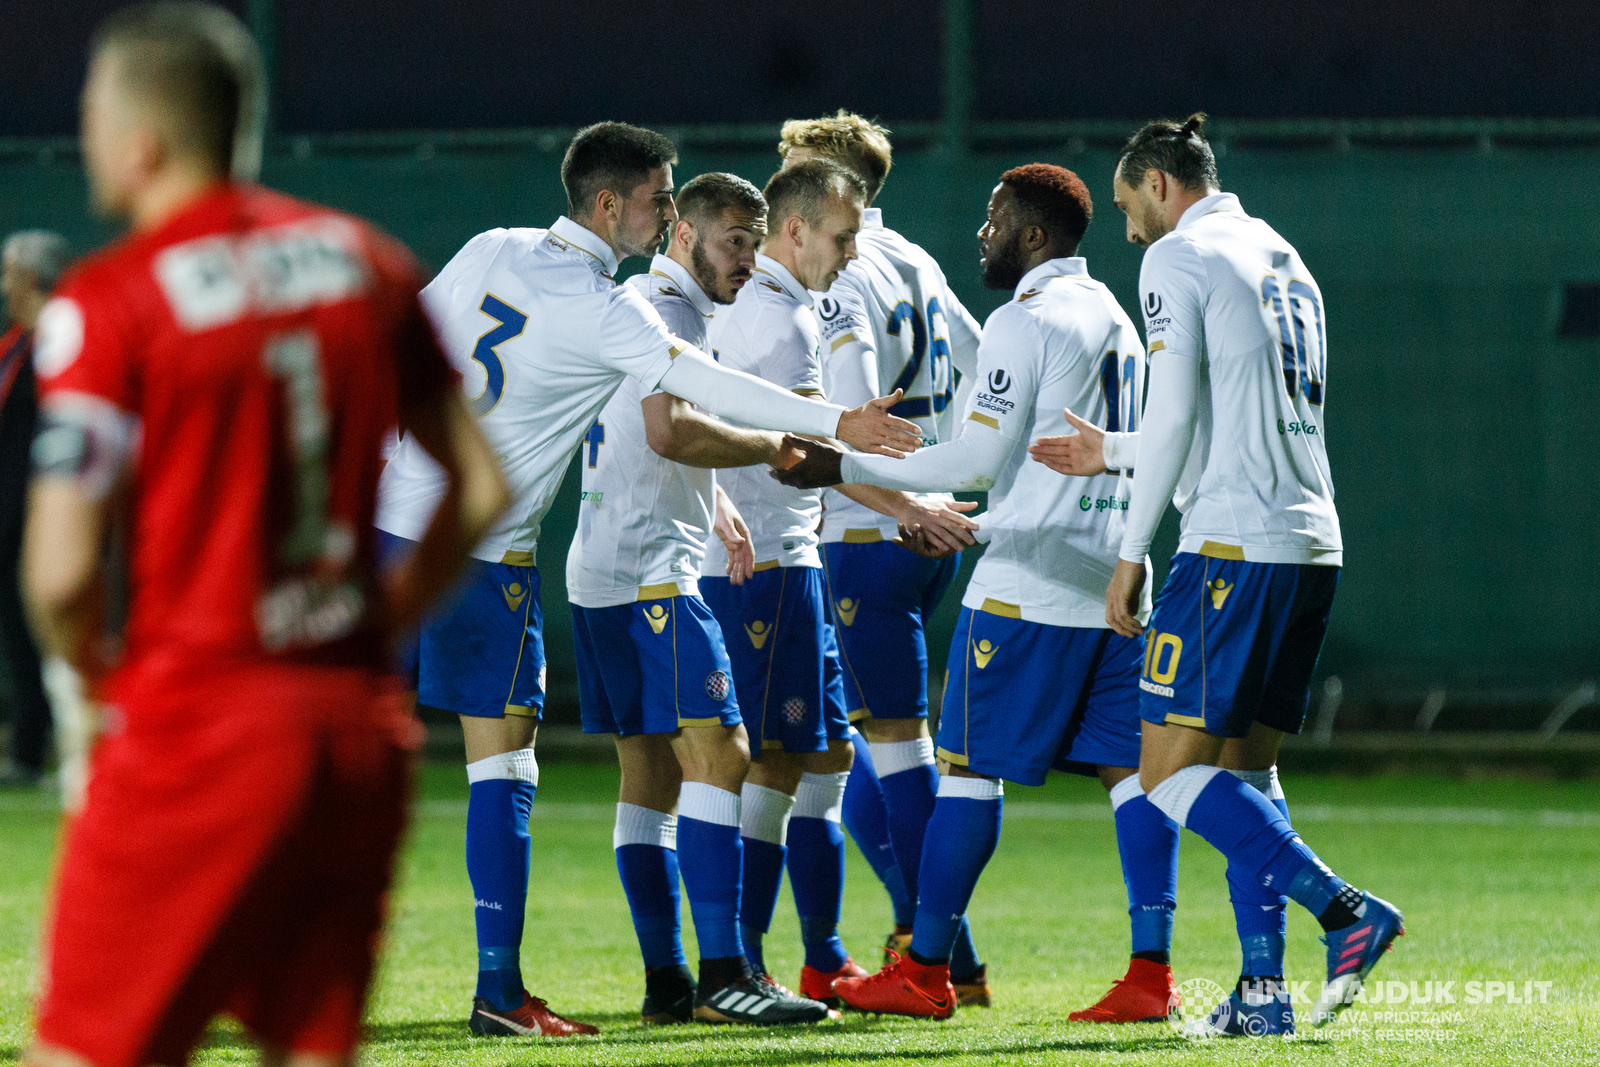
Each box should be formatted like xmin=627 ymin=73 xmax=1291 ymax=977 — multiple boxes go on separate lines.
xmin=761 ymin=738 xmax=787 ymax=750
xmin=669 ymin=344 xmax=684 ymax=358
xmin=500 ymin=550 xmax=535 ymax=566
xmin=847 ymin=707 xmax=872 ymax=723
xmin=678 ymin=716 xmax=724 ymax=728
xmin=1164 ymin=711 xmax=1208 ymax=728
xmin=829 ymin=333 xmax=858 ymax=352
xmin=753 ymin=559 xmax=781 ymax=572
xmin=637 ymin=583 xmax=682 ymax=601
xmin=503 ymin=703 xmax=539 ymax=719
xmin=1149 ymin=340 xmax=1165 ymax=352
xmin=546 ymin=231 xmax=614 ymax=280
xmin=1199 ymin=541 xmax=1246 ymax=561
xmin=978 ymin=598 xmax=1021 ymax=619
xmin=841 ymin=528 xmax=884 ymax=544
xmin=793 ymin=387 xmax=824 ymax=397
xmin=968 ymin=412 xmax=1000 ymax=430
xmin=936 ymin=746 xmax=969 ymax=766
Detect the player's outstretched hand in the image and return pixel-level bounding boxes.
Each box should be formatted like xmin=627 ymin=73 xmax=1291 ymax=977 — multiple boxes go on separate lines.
xmin=770 ymin=436 xmax=846 ymax=489
xmin=1028 ymin=408 xmax=1107 ymax=476
xmin=894 ymin=497 xmax=980 ymax=556
xmin=714 ymin=486 xmax=756 ymax=586
xmin=836 ymin=390 xmax=921 ymax=457
xmin=1105 ymin=558 xmax=1147 ymax=638
xmin=893 ymin=523 xmax=960 ymax=560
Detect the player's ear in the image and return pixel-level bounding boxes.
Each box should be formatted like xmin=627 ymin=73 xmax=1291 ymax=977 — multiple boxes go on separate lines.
xmin=593 ymin=187 xmax=619 ymax=221
xmin=785 ymin=213 xmax=805 ymax=246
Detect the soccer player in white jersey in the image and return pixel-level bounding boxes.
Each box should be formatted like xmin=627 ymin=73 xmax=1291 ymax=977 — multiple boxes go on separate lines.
xmin=567 ymin=171 xmax=830 ymax=1026
xmin=1037 ymin=114 xmax=1404 ymax=1036
xmin=776 ymin=113 xmax=992 ymax=996
xmin=776 ymin=164 xmax=1186 ymax=1022
xmin=375 ymin=122 xmax=921 ymax=1039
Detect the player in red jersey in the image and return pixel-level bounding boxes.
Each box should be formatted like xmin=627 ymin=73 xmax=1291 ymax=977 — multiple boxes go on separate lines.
xmin=21 ymin=5 xmax=510 ymax=1066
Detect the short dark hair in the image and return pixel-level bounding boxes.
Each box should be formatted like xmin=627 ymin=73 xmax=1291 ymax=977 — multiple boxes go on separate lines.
xmin=91 ymin=1 xmax=265 ymax=177
xmin=676 ymin=172 xmax=766 ymax=227
xmin=999 ymin=163 xmax=1093 ymax=255
xmin=1116 ymin=112 xmax=1218 ymax=193
xmin=762 ymin=159 xmax=867 ymax=229
xmin=561 ymin=122 xmax=678 ymax=217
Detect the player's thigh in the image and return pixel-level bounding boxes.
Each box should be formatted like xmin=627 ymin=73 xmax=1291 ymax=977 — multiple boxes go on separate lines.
xmin=672 ymin=722 xmax=750 ymax=792
xmin=1256 ymin=564 xmax=1341 ymax=735
xmin=934 ymin=607 xmax=1087 ymax=786
xmin=614 ymin=732 xmax=682 ymax=811
xmin=418 ymin=558 xmax=545 ymax=722
xmin=822 ymin=541 xmax=941 ymax=723
xmin=1054 ymin=630 xmax=1145 ymax=779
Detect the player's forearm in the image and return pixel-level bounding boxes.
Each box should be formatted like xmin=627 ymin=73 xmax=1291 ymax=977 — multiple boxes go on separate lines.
xmin=1103 ymin=431 xmax=1139 ymax=470
xmin=834 ymin=483 xmax=920 ymax=524
xmin=840 ymin=425 xmax=1011 ymax=493
xmin=21 ymin=480 xmax=107 ymax=669
xmin=657 ymin=346 xmax=842 ymax=439
xmin=662 ymin=407 xmax=783 ymax=468
xmin=1118 ymin=351 xmax=1199 ymax=563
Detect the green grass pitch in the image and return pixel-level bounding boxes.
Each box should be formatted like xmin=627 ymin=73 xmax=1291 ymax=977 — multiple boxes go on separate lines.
xmin=4 ymin=764 xmax=1597 ymax=1065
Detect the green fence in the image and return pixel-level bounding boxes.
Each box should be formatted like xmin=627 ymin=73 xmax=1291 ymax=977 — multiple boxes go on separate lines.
xmin=4 ymin=120 xmax=1596 ymax=719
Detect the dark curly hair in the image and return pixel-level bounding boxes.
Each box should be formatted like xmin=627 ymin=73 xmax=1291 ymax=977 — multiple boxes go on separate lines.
xmin=999 ymin=163 xmax=1093 ymax=255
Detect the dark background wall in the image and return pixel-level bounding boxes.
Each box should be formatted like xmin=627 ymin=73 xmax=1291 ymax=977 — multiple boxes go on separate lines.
xmin=5 ymin=0 xmax=1600 ymax=137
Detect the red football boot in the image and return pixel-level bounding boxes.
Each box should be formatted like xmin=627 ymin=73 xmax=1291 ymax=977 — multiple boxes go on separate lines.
xmin=800 ymin=956 xmax=869 ymax=1006
xmin=1067 ymin=958 xmax=1177 ymax=1023
xmin=832 ymin=950 xmax=956 ymax=1019
xmin=469 ymin=991 xmax=600 ymax=1036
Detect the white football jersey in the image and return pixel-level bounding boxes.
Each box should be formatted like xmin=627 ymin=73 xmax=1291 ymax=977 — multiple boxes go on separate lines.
xmin=703 ymin=253 xmax=825 ymax=571
xmin=1139 ymin=192 xmax=1341 ymax=565
xmin=813 ymin=208 xmax=983 ymax=541
xmin=566 ymin=254 xmax=718 ymax=608
xmin=960 ymin=258 xmax=1150 ymax=628
xmin=376 ymin=217 xmax=685 ymax=565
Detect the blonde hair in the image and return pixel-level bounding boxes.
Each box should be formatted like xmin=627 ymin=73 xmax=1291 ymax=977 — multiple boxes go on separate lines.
xmin=778 ymin=110 xmax=893 ymax=204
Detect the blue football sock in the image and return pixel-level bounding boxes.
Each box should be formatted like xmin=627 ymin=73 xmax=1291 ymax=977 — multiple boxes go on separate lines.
xmin=871 ymin=737 xmax=939 ymax=908
xmin=466 ymin=751 xmax=538 ymax=1011
xmin=677 ymin=783 xmax=745 ymax=961
xmin=949 ymin=917 xmax=982 ymax=978
xmin=1149 ymin=766 xmax=1349 ymax=923
xmin=740 ymin=783 xmax=794 ymax=975
xmin=909 ymin=777 xmax=1003 ymax=964
xmin=788 ymin=771 xmax=850 ymax=973
xmin=1109 ymin=776 xmax=1179 ymax=958
xmin=842 ymin=733 xmax=916 ymax=926
xmin=1227 ymin=768 xmax=1290 ymax=977
xmin=613 ymin=803 xmax=685 ymax=970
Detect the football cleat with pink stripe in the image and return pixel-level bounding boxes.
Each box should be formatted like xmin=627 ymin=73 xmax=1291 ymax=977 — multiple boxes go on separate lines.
xmin=1311 ymin=891 xmax=1405 ymax=1027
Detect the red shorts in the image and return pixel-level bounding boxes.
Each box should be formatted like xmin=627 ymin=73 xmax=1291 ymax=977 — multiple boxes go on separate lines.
xmin=35 ymin=664 xmax=417 ymax=1067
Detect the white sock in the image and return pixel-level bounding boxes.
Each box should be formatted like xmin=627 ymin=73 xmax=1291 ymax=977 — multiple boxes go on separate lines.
xmin=936 ymin=775 xmax=1003 ymax=800
xmin=1108 ymin=774 xmax=1146 ymax=812
xmin=740 ymin=783 xmax=794 ymax=845
xmin=613 ymin=802 xmax=677 ymax=849
xmin=870 ymin=737 xmax=936 ymax=778
xmin=793 ymin=771 xmax=849 ymax=822
xmin=466 ymin=747 xmax=539 ymax=785
xmin=1229 ymin=766 xmax=1285 ymax=803
xmin=679 ymin=781 xmax=741 ymax=826
xmin=1145 ymin=765 xmax=1225 ymax=827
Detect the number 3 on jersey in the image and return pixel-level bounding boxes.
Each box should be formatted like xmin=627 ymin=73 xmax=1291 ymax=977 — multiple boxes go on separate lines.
xmin=468 ymin=293 xmax=527 ymax=417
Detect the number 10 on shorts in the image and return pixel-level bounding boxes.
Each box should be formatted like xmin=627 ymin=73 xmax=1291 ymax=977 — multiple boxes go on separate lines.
xmin=1141 ymin=630 xmax=1183 ymax=697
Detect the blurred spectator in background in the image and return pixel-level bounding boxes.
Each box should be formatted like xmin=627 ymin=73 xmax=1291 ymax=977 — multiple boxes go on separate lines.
xmin=0 ymin=229 xmax=70 ymax=787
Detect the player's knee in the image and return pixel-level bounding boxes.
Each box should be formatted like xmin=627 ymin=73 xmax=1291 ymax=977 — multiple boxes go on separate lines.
xmin=859 ymin=716 xmax=927 ymax=744
xmin=804 ymin=740 xmax=854 ymax=775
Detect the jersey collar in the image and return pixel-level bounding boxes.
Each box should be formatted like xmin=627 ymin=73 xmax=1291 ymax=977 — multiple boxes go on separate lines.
xmin=549 ymin=215 xmax=621 ymax=277
xmin=1176 ymin=192 xmax=1243 ymax=231
xmin=752 ymin=253 xmax=811 ymax=305
xmin=861 ymin=207 xmax=884 ymax=229
xmin=649 ymin=252 xmax=716 ymax=318
xmin=1013 ymin=256 xmax=1089 ymax=298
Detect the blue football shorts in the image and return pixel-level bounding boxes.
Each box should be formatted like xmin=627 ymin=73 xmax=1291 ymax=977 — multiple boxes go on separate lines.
xmin=821 ymin=540 xmax=961 ymax=722
xmin=572 ymin=593 xmax=741 ymax=736
xmin=377 ymin=529 xmax=543 ymax=719
xmin=821 ymin=621 xmax=852 ymax=744
xmin=1137 ymin=548 xmax=1340 ymax=739
xmin=936 ymin=604 xmax=1143 ymax=786
xmin=701 ymin=565 xmax=830 ymax=754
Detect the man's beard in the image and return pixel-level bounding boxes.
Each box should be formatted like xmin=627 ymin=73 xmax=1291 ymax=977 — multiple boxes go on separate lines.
xmin=980 ymin=233 xmax=1027 ymax=290
xmin=691 ymin=239 xmax=738 ymax=304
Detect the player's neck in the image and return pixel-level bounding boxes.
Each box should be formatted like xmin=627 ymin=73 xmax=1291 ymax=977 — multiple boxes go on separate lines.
xmin=128 ymin=164 xmax=227 ymax=233
xmin=757 ymin=241 xmax=803 ymax=285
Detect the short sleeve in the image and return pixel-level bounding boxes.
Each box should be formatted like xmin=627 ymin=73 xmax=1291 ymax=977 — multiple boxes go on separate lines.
xmin=1138 ymin=234 xmax=1206 ymax=362
xmin=962 ymin=304 xmax=1042 ymax=441
xmin=599 ymin=285 xmax=679 ymax=390
xmin=757 ymin=305 xmax=824 ymax=395
xmin=33 ymin=274 xmax=139 ymax=415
